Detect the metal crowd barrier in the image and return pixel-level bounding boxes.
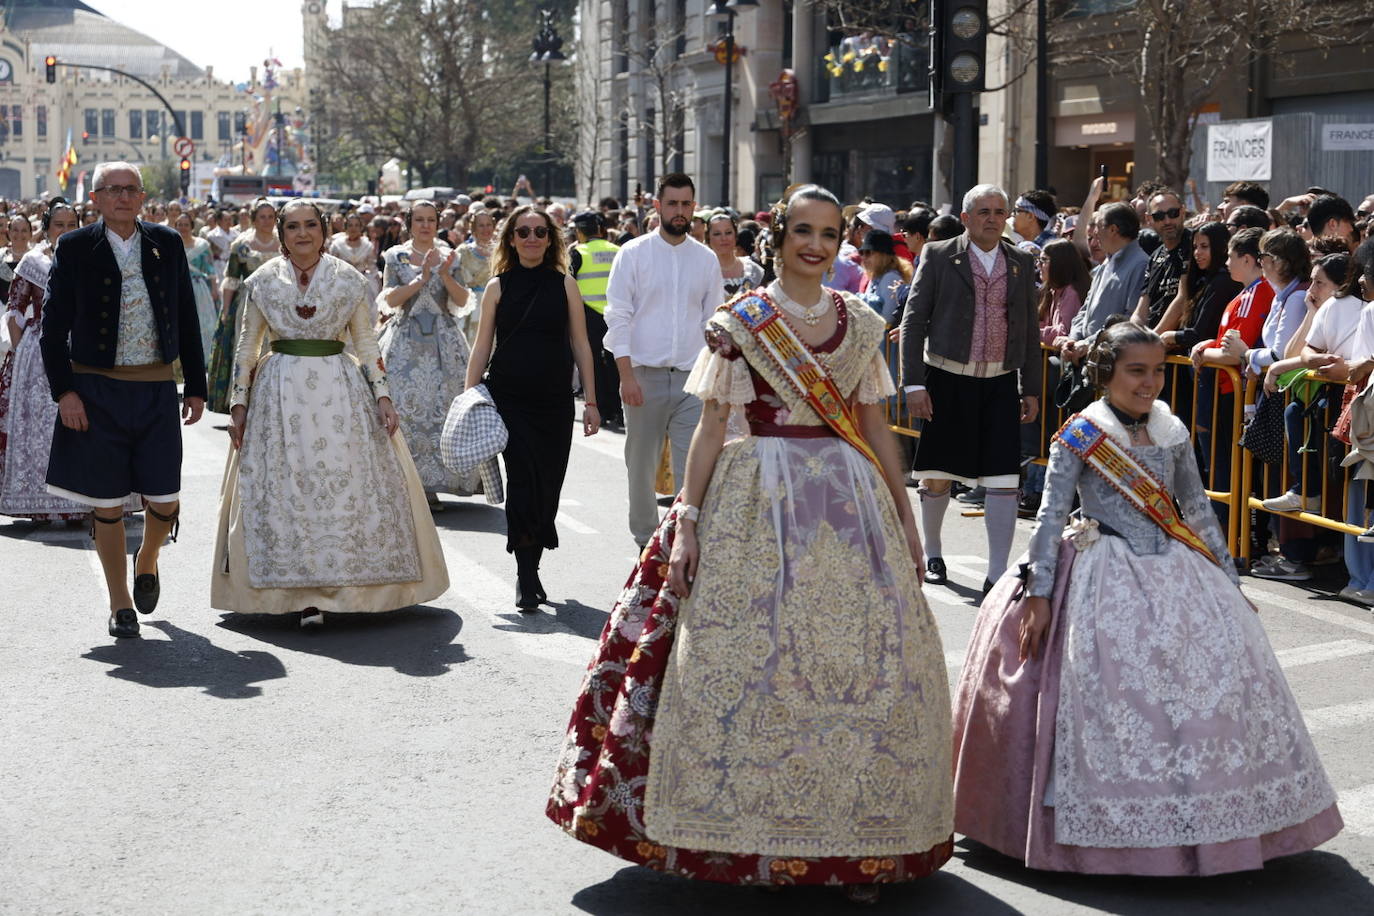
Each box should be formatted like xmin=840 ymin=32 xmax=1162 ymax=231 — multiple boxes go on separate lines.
xmin=885 ymin=341 xmax=1249 ymax=557
xmin=1239 ymin=373 xmax=1362 ymax=563
xmin=883 ymin=340 xmax=1368 ymax=565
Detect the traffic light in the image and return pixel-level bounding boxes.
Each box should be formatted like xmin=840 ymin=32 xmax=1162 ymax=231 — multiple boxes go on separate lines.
xmin=179 ymin=156 xmax=191 ymax=194
xmin=933 ymin=0 xmax=987 ymax=95
xmin=45 ymin=55 xmax=56 ymax=83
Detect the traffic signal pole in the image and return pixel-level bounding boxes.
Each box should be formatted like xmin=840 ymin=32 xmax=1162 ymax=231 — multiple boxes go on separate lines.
xmin=47 ymin=60 xmax=188 ymax=146
xmin=951 ymin=90 xmax=975 ymax=209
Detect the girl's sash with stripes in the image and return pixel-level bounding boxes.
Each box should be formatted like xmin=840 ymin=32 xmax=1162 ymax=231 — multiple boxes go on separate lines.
xmin=725 ymin=290 xmax=881 ymax=471
xmin=1056 ymin=413 xmax=1218 ymax=564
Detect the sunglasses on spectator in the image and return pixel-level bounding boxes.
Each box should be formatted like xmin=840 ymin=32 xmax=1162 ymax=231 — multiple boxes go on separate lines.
xmin=1150 ymin=207 xmax=1182 ymax=221
xmin=514 ymin=226 xmax=549 ymax=239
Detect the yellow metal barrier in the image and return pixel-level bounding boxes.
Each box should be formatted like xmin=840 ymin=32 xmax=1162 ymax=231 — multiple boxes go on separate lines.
xmin=1239 ymin=373 xmax=1360 ymax=563
xmin=884 ymin=341 xmax=1250 ymax=557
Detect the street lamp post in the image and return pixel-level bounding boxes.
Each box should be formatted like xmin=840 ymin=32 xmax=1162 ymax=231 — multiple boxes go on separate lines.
xmin=708 ymin=0 xmax=757 ymax=207
xmin=530 ymin=7 xmax=566 ymax=198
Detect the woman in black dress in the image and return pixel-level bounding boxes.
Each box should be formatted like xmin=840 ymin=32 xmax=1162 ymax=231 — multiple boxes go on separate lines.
xmin=466 ymin=205 xmax=601 ymax=609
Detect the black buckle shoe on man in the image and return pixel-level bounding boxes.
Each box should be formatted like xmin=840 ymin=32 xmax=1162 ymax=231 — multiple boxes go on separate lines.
xmin=108 ymin=608 xmax=140 ymax=638
xmin=925 ymin=557 xmax=948 ymax=585
xmin=132 ymin=546 xmax=160 ymax=614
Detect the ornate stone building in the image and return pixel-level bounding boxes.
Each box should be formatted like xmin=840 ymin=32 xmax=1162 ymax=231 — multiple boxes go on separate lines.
xmin=0 ymin=0 xmax=307 ymax=199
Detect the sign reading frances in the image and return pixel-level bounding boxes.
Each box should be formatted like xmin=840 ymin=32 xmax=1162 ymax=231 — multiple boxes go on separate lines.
xmin=1322 ymin=124 xmax=1374 ymax=152
xmin=1206 ymin=119 xmax=1273 ymax=182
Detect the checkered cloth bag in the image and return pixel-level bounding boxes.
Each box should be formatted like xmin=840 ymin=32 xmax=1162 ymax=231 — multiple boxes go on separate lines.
xmin=441 ymin=383 xmax=506 ymax=505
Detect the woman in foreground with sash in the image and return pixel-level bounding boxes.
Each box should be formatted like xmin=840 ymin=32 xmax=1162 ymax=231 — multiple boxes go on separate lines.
xmin=952 ymin=319 xmax=1341 ymax=875
xmin=211 ymin=200 xmax=448 ymax=626
xmin=547 ymin=185 xmax=953 ymax=903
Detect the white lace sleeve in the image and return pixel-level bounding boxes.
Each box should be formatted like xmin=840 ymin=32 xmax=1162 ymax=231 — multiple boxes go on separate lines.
xmin=683 ymin=344 xmax=756 ymax=405
xmin=855 ymin=350 xmax=898 ymax=403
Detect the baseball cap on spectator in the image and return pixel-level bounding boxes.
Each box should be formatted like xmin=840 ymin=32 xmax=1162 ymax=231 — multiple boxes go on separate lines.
xmin=857 ymin=203 xmax=896 ymax=235
xmin=357 ymin=203 xmax=376 ymax=215
xmin=754 ymin=211 xmax=772 ymax=224
xmin=454 ymin=194 xmax=472 ymax=206
xmin=572 ymin=210 xmax=601 ymax=230
xmin=859 ymin=229 xmax=896 ymax=255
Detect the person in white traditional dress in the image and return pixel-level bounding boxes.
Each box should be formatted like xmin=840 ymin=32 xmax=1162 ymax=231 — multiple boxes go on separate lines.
xmin=0 ymin=199 xmax=121 ymax=521
xmin=328 ymin=212 xmax=377 ymax=319
xmin=212 ymin=200 xmax=449 ymax=627
xmin=377 ymin=200 xmax=478 ymax=509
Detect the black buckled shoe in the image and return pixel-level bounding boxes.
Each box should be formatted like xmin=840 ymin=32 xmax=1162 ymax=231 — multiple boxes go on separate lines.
xmin=925 ymin=557 xmax=947 ymax=585
xmin=108 ymin=608 xmax=140 ymax=638
xmin=132 ymin=547 xmax=159 ymax=614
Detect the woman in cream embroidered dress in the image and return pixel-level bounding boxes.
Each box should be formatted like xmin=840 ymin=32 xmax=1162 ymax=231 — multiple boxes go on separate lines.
xmin=548 ymin=185 xmax=952 ymax=902
xmin=328 ymin=212 xmax=377 ymax=318
xmin=456 ymin=208 xmax=496 ymax=341
xmin=212 ymin=200 xmax=448 ymax=624
xmin=378 ymin=200 xmax=477 ymax=507
xmin=952 ymin=321 xmax=1341 ymax=876
xmin=206 ymin=200 xmax=279 ymax=414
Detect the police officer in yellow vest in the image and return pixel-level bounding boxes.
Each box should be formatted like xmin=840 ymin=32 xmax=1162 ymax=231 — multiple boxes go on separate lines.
xmin=571 ymin=210 xmax=623 ymax=427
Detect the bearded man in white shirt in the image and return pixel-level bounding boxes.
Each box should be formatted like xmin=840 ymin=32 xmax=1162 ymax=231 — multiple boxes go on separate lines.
xmin=604 ymin=173 xmax=726 ymax=546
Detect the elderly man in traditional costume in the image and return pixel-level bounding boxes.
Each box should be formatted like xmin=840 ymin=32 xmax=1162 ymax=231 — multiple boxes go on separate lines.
xmin=41 ymin=162 xmax=206 ymax=639
xmin=900 ymin=183 xmax=1040 ymax=593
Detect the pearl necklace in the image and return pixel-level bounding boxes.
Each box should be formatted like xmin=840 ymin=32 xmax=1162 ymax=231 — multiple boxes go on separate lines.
xmin=771 ymin=282 xmax=830 ymax=327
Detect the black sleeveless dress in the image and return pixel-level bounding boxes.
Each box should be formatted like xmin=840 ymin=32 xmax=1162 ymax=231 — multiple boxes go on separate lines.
xmin=484 ymin=264 xmax=574 ymax=553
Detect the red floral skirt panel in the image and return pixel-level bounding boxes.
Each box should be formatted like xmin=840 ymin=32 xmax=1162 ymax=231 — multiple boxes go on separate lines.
xmin=545 ymin=506 xmax=953 ymax=886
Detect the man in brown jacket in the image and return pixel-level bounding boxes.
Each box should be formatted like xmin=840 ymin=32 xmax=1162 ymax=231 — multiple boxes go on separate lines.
xmin=898 ymin=184 xmax=1040 ymax=594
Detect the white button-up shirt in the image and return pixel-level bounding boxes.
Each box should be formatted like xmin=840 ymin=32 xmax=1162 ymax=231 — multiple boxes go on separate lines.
xmin=603 ymin=231 xmax=725 ymax=371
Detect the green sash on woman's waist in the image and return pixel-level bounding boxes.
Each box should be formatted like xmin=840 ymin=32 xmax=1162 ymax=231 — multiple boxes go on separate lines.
xmin=271 ymin=339 xmax=344 ymax=356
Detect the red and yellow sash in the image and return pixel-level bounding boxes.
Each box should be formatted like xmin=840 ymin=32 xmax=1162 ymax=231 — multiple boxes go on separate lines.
xmin=725 ymin=290 xmax=882 ymax=471
xmin=1056 ymin=414 xmax=1217 ymax=564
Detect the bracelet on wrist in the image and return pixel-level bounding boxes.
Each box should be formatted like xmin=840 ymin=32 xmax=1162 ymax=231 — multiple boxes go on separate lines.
xmin=679 ymin=504 xmax=701 ymax=523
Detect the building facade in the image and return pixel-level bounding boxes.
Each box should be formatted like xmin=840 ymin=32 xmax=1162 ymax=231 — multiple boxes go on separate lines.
xmin=576 ymin=0 xmax=940 ymax=212
xmin=0 ymin=0 xmax=307 ymax=200
xmin=980 ymin=0 xmax=1374 ymax=204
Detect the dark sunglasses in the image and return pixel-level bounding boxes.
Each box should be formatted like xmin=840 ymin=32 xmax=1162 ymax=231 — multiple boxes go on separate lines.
xmin=514 ymin=225 xmax=549 ymax=239
xmin=1150 ymin=207 xmax=1181 ymax=221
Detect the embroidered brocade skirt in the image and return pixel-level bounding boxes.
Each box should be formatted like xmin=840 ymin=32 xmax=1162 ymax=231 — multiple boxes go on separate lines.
xmin=547 ymin=436 xmax=954 ymax=885
xmin=211 ymin=350 xmax=448 ymax=613
xmin=952 ymin=534 xmax=1342 ymax=875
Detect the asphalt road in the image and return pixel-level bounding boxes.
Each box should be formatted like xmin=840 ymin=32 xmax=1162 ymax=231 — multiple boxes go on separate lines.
xmin=3 ymin=409 xmax=1373 ymax=915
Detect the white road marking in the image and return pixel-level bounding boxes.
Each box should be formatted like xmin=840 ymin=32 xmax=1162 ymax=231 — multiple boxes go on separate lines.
xmin=944 ymin=556 xmax=988 ymax=582
xmin=1246 ymin=589 xmax=1374 ymax=640
xmin=922 ymin=586 xmax=975 ymax=610
xmin=1304 ymin=699 xmax=1374 ymax=734
xmin=1274 ymin=639 xmax=1374 ymax=670
xmin=554 ymin=512 xmax=598 ymax=535
xmin=434 ymin=534 xmax=592 ymax=666
xmin=571 ymin=430 xmax=627 ymax=462
xmin=1336 ymin=783 xmax=1374 ymax=836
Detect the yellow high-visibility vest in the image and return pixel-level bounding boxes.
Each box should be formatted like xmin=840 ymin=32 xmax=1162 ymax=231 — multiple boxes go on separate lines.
xmin=575 ymin=238 xmax=619 ymax=315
